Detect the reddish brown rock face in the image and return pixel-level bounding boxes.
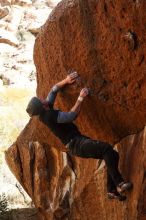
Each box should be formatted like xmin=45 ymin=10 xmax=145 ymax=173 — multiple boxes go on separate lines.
xmin=5 ymin=0 xmax=146 ymax=219
xmin=34 ymin=0 xmax=146 ymax=144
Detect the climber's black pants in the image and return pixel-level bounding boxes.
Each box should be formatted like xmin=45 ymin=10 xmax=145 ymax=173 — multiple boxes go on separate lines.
xmin=68 ymin=136 xmax=123 ymax=192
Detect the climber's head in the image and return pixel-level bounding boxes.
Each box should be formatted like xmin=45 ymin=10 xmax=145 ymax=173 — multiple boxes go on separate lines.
xmin=26 ymin=97 xmax=44 ymax=117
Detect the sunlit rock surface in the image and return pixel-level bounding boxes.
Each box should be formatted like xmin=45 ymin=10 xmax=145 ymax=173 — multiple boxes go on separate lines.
xmin=6 ymin=0 xmax=146 ymax=219
xmin=0 ymin=6 xmax=9 ymax=19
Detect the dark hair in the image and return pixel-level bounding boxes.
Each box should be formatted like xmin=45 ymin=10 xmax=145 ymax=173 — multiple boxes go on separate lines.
xmin=26 ymin=97 xmax=44 ymax=116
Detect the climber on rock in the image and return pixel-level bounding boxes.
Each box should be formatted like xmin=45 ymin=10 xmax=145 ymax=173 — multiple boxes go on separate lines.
xmin=26 ymin=71 xmax=133 ymax=201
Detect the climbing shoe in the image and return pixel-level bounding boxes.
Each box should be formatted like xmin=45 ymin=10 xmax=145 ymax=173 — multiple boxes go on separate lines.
xmin=107 ymin=191 xmax=127 ymax=201
xmin=117 ymin=181 xmax=133 ymax=193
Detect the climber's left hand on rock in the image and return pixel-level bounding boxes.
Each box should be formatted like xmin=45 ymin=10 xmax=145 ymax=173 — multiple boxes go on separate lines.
xmin=65 ymin=71 xmax=79 ymax=84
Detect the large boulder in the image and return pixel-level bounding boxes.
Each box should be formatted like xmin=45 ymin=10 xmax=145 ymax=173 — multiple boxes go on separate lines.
xmin=34 ymin=0 xmax=146 ymax=144
xmin=5 ymin=124 xmax=146 ymax=220
xmin=5 ymin=0 xmax=146 ymax=219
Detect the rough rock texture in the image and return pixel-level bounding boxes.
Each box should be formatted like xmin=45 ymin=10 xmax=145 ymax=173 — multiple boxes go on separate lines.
xmin=0 ymin=0 xmax=31 ymax=6
xmin=6 ymin=0 xmax=146 ymax=219
xmin=0 ymin=6 xmax=9 ymax=19
xmin=7 ymin=208 xmax=40 ymax=220
xmin=0 ymin=0 xmax=11 ymax=7
xmin=34 ymin=0 xmax=146 ymax=144
xmin=0 ymin=29 xmax=19 ymax=46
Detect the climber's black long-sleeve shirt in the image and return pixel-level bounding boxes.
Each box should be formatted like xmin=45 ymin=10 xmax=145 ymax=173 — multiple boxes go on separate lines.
xmin=39 ymin=85 xmax=81 ymax=145
xmin=39 ymin=108 xmax=81 ymax=145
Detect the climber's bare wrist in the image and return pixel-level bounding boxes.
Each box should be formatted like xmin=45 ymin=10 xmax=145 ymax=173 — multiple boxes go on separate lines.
xmin=77 ymin=96 xmax=84 ymax=102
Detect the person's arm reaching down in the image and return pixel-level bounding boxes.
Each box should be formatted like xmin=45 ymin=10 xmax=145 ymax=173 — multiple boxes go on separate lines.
xmin=46 ymin=71 xmax=78 ymax=108
xmin=57 ymin=88 xmax=89 ymax=123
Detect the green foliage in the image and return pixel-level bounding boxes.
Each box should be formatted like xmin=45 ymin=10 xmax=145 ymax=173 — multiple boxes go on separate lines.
xmin=0 ymin=193 xmax=9 ymax=214
xmin=0 ymin=193 xmax=9 ymax=220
